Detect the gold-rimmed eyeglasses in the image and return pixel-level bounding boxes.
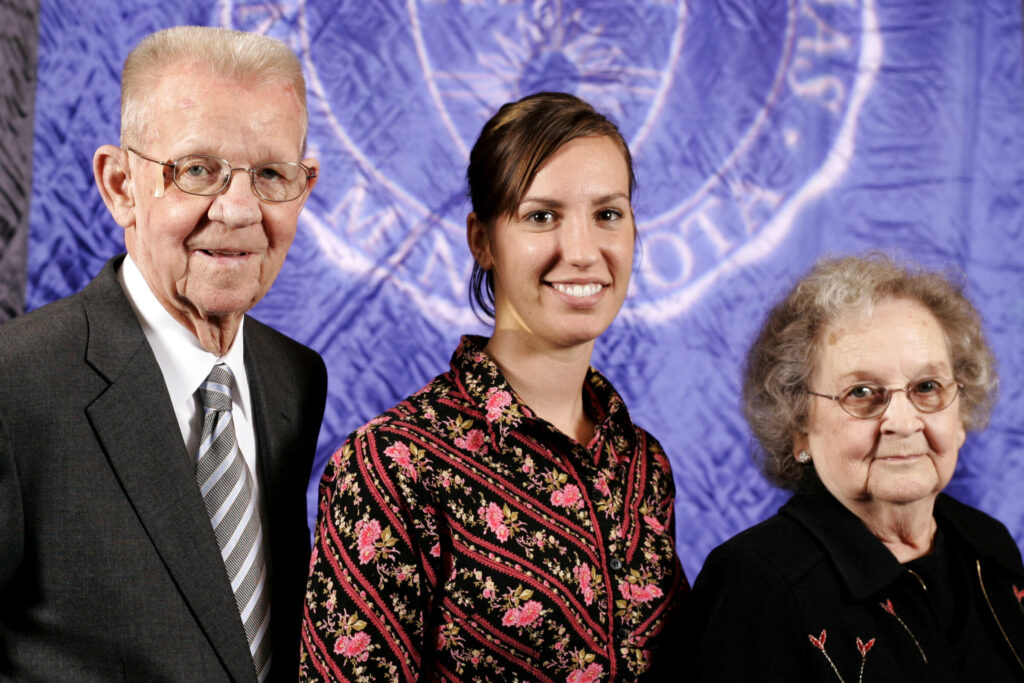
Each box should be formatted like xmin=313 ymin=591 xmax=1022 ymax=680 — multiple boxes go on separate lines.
xmin=807 ymin=378 xmax=963 ymax=419
xmin=127 ymin=147 xmax=316 ymax=202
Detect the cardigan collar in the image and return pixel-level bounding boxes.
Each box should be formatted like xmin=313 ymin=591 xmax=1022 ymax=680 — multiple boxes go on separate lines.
xmin=782 ymin=492 xmax=904 ymax=601
xmin=781 ymin=492 xmax=1024 ymax=601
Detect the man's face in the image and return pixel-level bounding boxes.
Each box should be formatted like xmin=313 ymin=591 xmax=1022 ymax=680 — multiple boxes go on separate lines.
xmin=123 ymin=62 xmax=316 ymax=334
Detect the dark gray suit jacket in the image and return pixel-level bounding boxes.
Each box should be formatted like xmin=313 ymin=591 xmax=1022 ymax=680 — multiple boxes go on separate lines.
xmin=0 ymin=255 xmax=328 ymax=681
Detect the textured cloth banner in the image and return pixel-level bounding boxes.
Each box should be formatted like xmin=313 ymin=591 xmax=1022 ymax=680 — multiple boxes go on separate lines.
xmin=0 ymin=0 xmax=39 ymax=321
xmin=27 ymin=0 xmax=1024 ymax=580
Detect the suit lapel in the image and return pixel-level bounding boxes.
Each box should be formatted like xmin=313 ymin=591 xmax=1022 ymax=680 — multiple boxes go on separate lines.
xmin=81 ymin=259 xmax=256 ymax=682
xmin=244 ymin=328 xmax=290 ymax=509
xmin=244 ymin=323 xmax=308 ymax=678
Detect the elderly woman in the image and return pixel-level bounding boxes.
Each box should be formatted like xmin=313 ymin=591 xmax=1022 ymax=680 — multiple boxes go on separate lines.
xmin=301 ymin=92 xmax=685 ymax=681
xmin=685 ymin=254 xmax=1024 ymax=681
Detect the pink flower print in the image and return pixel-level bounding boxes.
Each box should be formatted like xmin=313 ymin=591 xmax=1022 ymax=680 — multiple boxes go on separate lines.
xmin=575 ymin=564 xmax=595 ymax=606
xmin=550 ymin=484 xmax=583 ymax=509
xmin=857 ymin=637 xmax=875 ymax=656
xmin=619 ymin=581 xmax=664 ymax=603
xmin=333 ymin=631 xmax=371 ymax=660
xmin=384 ymin=442 xmax=417 ymax=481
xmin=354 ymin=519 xmax=382 ymax=564
xmin=808 ymin=629 xmax=827 ymax=651
xmin=639 ymin=585 xmax=663 ymax=602
xmin=594 ymin=474 xmax=611 ymax=497
xmin=485 ymin=389 xmax=512 ymax=422
xmin=643 ymin=514 xmax=665 ymax=534
xmin=454 ymin=428 xmax=486 ymax=452
xmin=430 ymin=543 xmax=441 ymax=557
xmin=567 ymin=662 xmax=604 ymax=683
xmin=501 ymin=606 xmax=520 ymax=627
xmin=479 ymin=502 xmax=510 ymax=542
xmin=516 ymin=600 xmax=543 ymax=626
xmin=501 ymin=600 xmax=543 ymax=628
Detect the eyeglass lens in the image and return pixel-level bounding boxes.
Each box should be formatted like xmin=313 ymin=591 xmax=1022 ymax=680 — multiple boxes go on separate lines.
xmin=840 ymin=379 xmax=958 ymax=417
xmin=173 ymin=155 xmax=307 ymax=201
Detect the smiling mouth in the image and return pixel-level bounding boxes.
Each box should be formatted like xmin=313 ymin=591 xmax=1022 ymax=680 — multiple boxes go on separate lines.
xmin=199 ymin=249 xmax=250 ymax=257
xmin=551 ymin=282 xmax=604 ymax=298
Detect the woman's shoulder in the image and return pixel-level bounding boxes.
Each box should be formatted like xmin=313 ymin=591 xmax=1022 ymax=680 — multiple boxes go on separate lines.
xmin=936 ymin=493 xmax=1024 ymax=573
xmin=699 ymin=505 xmax=829 ymax=585
xmin=351 ymin=369 xmax=462 ymax=436
xmin=326 ymin=367 xmax=489 ymax=482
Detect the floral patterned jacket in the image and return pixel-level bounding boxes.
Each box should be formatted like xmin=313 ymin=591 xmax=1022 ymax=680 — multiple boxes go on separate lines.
xmin=301 ymin=336 xmax=686 ymax=682
xmin=684 ymin=491 xmax=1024 ymax=682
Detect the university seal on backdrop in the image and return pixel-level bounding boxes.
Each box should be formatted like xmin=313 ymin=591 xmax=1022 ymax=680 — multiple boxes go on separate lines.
xmin=222 ymin=0 xmax=876 ymax=325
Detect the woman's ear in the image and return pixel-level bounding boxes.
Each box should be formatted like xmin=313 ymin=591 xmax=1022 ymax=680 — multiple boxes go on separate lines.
xmin=792 ymin=433 xmax=809 ymax=462
xmin=467 ymin=212 xmax=493 ymax=270
xmin=94 ymin=145 xmax=136 ymax=228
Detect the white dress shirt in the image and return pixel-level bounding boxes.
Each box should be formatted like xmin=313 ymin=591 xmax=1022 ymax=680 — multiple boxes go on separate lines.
xmin=117 ymin=255 xmax=260 ymax=494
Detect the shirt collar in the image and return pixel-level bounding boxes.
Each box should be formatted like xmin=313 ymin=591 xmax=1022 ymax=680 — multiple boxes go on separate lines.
xmin=782 ymin=491 xmax=1024 ymax=601
xmin=118 ymin=254 xmax=250 ymax=421
xmin=449 ymin=335 xmax=635 ymax=457
xmin=781 ymin=492 xmax=905 ymax=601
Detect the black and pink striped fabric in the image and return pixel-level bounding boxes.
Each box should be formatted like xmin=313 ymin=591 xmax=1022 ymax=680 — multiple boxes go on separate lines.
xmin=302 ymin=336 xmax=685 ymax=681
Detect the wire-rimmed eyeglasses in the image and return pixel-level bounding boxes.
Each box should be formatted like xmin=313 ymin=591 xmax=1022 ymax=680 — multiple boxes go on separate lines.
xmin=807 ymin=378 xmax=963 ymax=419
xmin=127 ymin=147 xmax=316 ymax=202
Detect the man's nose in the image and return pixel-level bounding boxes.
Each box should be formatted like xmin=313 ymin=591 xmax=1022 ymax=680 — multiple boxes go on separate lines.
xmin=207 ymin=170 xmax=261 ymax=227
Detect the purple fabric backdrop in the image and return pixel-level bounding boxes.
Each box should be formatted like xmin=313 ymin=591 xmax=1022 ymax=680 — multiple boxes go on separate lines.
xmin=26 ymin=0 xmax=1024 ymax=581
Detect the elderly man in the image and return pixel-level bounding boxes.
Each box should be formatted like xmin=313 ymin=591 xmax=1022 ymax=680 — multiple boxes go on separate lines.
xmin=0 ymin=26 xmax=327 ymax=682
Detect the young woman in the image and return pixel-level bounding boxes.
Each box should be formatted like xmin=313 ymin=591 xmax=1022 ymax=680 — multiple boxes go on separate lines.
xmin=301 ymin=92 xmax=686 ymax=682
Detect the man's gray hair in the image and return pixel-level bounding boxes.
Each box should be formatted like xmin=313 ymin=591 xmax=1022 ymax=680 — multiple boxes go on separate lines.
xmin=120 ymin=25 xmax=308 ymax=152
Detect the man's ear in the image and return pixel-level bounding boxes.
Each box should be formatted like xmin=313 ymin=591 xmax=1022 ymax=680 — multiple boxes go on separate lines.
xmin=295 ymin=156 xmax=320 ymax=211
xmin=94 ymin=145 xmax=136 ymax=228
xmin=466 ymin=212 xmax=492 ymax=270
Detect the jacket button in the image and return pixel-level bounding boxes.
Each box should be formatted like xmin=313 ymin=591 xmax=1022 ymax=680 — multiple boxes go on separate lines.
xmin=610 ymin=558 xmax=623 ymax=570
xmin=616 ymin=628 xmax=629 ymax=640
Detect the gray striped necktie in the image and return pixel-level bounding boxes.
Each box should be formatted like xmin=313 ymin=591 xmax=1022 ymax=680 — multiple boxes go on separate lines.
xmin=196 ymin=363 xmax=272 ymax=680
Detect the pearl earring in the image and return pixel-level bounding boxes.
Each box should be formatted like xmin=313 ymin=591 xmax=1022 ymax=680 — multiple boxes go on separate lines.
xmin=797 ymin=450 xmax=811 ymax=464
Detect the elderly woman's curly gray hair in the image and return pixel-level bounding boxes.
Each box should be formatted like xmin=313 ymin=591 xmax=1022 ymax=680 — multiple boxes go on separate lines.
xmin=742 ymin=252 xmax=998 ymax=491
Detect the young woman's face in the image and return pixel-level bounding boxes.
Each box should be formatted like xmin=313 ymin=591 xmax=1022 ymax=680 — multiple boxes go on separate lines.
xmin=474 ymin=135 xmax=635 ymax=351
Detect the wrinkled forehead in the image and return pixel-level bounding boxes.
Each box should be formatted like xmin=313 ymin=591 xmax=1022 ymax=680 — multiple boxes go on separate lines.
xmin=135 ymin=63 xmax=306 ymax=152
xmin=812 ymin=296 xmax=954 ymax=381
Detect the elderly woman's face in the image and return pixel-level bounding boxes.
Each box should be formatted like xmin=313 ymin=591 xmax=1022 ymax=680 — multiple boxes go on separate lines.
xmin=798 ymin=297 xmax=966 ymax=513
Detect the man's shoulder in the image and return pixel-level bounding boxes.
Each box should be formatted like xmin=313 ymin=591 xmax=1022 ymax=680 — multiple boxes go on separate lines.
xmin=0 ymin=256 xmax=125 ymax=357
xmin=0 ymin=290 xmax=90 ymax=360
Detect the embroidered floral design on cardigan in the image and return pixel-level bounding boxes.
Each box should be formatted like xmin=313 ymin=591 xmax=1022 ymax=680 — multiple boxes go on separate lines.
xmin=808 ymin=629 xmax=875 ymax=683
xmin=879 ymin=598 xmax=927 ymax=663
xmin=300 ymin=336 xmax=685 ymax=682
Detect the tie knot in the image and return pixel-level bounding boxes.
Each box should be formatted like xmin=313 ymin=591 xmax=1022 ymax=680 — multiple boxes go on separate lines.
xmin=199 ymin=363 xmax=234 ymax=413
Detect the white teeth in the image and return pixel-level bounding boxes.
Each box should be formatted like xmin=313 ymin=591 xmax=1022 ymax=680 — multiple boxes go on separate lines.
xmin=552 ymin=283 xmax=603 ymax=298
